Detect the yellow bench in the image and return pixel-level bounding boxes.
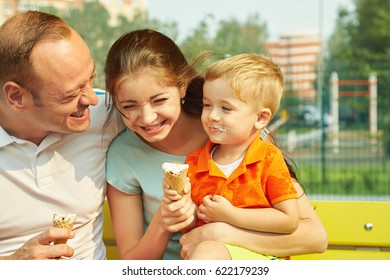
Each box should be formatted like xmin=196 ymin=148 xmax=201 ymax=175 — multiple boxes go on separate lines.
xmin=103 ymin=201 xmax=120 ymax=260
xmin=292 ymin=200 xmax=390 ymax=260
xmin=103 ymin=200 xmax=390 ymax=260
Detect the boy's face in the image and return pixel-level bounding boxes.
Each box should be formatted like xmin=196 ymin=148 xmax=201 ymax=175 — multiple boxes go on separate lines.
xmin=202 ymin=77 xmax=263 ymax=146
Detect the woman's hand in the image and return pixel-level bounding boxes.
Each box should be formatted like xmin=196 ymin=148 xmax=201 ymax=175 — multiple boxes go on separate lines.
xmin=162 ymin=177 xmax=190 ymax=201
xmin=160 ymin=178 xmax=196 ymax=233
xmin=180 ymin=222 xmax=229 ymax=259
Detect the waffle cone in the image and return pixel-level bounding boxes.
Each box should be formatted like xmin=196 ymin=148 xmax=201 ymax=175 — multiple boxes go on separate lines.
xmin=164 ymin=169 xmax=187 ymax=195
xmin=53 ymin=213 xmax=76 ymax=244
xmin=162 ymin=162 xmax=189 ymax=196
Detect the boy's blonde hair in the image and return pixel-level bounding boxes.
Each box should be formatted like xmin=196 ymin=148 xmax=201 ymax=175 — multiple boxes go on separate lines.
xmin=204 ymin=53 xmax=283 ymax=116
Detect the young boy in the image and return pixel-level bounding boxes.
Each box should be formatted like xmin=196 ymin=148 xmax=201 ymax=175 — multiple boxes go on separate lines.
xmin=184 ymin=53 xmax=299 ymax=259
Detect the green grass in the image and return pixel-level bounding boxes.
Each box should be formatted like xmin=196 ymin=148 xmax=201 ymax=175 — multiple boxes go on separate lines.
xmin=297 ymin=163 xmax=390 ymax=196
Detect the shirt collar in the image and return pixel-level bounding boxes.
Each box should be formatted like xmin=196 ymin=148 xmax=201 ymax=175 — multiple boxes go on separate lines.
xmin=195 ymin=134 xmax=268 ymax=173
xmin=0 ymin=125 xmax=63 ymax=149
xmin=0 ymin=126 xmax=15 ymax=148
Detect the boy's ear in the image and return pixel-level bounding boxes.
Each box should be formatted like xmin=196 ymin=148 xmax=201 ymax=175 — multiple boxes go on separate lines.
xmin=255 ymin=108 xmax=272 ymax=130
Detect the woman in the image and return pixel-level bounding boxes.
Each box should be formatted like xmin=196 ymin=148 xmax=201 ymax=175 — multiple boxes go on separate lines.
xmin=104 ymin=29 xmax=327 ymax=260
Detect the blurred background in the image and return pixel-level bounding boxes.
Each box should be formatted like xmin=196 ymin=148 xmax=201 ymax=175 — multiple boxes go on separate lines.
xmin=1 ymin=0 xmax=389 ymax=201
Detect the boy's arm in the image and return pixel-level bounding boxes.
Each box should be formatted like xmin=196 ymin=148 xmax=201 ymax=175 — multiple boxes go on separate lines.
xmin=198 ymin=195 xmax=299 ymax=234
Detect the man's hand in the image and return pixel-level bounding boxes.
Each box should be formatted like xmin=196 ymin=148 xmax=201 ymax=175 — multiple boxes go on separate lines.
xmin=3 ymin=228 xmax=74 ymax=260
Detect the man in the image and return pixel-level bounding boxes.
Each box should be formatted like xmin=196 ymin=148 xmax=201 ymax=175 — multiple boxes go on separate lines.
xmin=0 ymin=11 xmax=121 ymax=259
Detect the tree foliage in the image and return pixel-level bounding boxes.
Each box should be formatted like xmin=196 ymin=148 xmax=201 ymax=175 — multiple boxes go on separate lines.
xmin=38 ymin=1 xmax=268 ymax=89
xmin=63 ymin=1 xmax=112 ymax=87
xmin=180 ymin=13 xmax=268 ymax=68
xmin=326 ymin=0 xmax=390 ymax=127
xmin=213 ymin=14 xmax=267 ymax=56
xmin=179 ymin=14 xmax=215 ymax=65
xmin=41 ymin=0 xmax=179 ymax=89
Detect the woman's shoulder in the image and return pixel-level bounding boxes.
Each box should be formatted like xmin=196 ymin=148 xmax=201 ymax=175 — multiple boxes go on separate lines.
xmin=109 ymin=129 xmax=141 ymax=147
xmin=107 ymin=129 xmax=142 ymax=157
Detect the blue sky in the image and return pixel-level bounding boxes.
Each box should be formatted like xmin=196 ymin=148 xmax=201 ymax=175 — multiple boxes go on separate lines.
xmin=147 ymin=0 xmax=354 ymax=41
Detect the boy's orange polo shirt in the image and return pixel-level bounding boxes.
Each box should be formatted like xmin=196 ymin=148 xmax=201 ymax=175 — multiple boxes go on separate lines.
xmin=186 ymin=136 xmax=297 ymax=211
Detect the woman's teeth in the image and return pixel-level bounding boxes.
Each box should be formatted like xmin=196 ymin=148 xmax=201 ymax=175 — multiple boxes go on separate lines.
xmin=144 ymin=122 xmax=163 ymax=131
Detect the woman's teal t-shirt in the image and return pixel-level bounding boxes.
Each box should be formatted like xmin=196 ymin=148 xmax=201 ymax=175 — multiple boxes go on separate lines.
xmin=106 ymin=128 xmax=186 ymax=260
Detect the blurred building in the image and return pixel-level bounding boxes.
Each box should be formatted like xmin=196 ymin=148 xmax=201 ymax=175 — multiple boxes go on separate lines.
xmin=265 ymin=34 xmax=321 ymax=100
xmin=0 ymin=0 xmax=146 ymax=25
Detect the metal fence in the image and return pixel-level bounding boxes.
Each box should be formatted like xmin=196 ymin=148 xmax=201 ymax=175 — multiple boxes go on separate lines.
xmin=275 ymin=129 xmax=389 ymax=201
xmin=273 ymin=67 xmax=390 ymax=202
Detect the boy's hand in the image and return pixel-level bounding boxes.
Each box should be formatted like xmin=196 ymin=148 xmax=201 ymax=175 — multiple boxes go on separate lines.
xmin=197 ymin=195 xmax=234 ymax=223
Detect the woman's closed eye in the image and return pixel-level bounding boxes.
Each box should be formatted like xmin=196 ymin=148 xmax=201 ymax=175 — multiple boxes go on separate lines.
xmin=153 ymin=97 xmax=169 ymax=104
xmin=122 ymin=103 xmax=137 ymax=110
xmin=121 ymin=98 xmax=168 ymax=110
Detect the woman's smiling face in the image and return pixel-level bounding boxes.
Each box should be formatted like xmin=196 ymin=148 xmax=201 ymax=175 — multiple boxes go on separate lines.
xmin=116 ymin=73 xmax=184 ymax=143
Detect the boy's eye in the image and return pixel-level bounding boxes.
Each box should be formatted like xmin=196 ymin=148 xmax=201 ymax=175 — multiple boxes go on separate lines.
xmin=222 ymin=106 xmax=232 ymax=111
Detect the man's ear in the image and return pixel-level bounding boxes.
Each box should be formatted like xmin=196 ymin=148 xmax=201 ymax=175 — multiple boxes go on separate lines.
xmin=254 ymin=108 xmax=272 ymax=130
xmin=2 ymin=82 xmax=28 ymax=111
